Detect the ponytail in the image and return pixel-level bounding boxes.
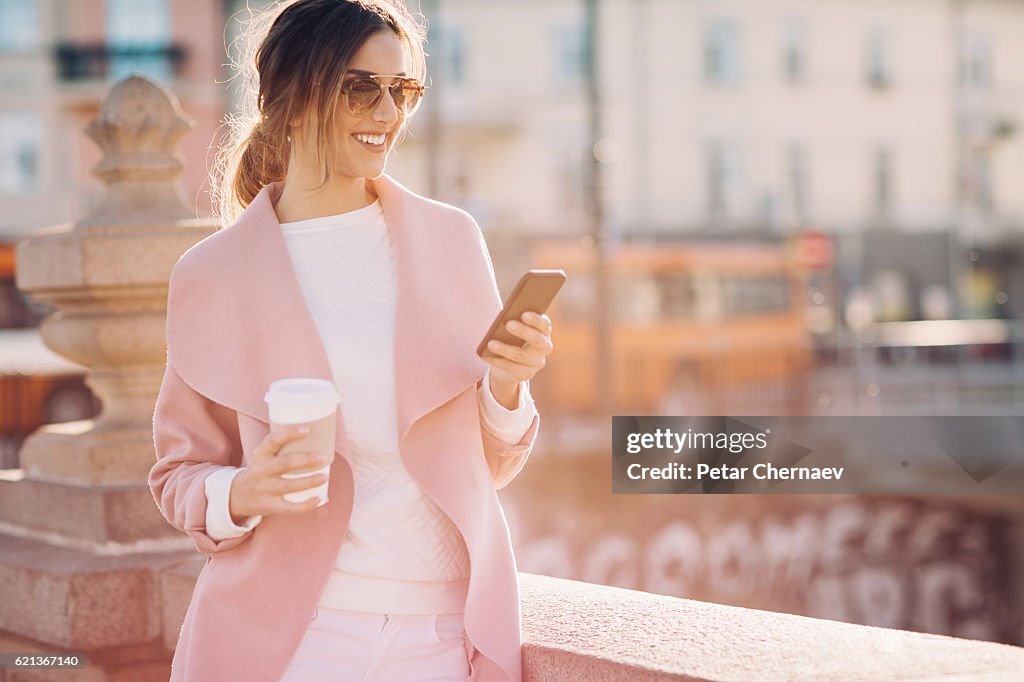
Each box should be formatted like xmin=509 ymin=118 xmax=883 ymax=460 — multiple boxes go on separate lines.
xmin=234 ymin=118 xmax=288 ymax=211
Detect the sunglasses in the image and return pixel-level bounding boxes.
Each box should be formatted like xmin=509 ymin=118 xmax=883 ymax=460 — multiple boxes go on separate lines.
xmin=340 ymin=74 xmax=425 ymax=117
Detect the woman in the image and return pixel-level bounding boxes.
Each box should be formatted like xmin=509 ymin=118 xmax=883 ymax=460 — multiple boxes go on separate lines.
xmin=148 ymin=1 xmax=553 ymax=680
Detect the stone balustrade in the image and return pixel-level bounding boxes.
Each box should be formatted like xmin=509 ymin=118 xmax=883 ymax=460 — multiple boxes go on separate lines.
xmin=517 ymin=572 xmax=1024 ymax=681
xmin=0 ymin=76 xmax=218 ymax=679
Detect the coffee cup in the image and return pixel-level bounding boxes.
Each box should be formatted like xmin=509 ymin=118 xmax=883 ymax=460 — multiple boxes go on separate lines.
xmin=264 ymin=378 xmax=340 ymax=506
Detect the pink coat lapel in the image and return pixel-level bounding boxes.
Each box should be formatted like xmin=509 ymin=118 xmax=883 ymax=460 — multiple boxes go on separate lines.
xmin=165 ymin=173 xmax=496 ymax=452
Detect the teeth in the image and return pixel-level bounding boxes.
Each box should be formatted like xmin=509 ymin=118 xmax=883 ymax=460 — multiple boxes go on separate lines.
xmin=354 ymin=133 xmax=386 ymax=145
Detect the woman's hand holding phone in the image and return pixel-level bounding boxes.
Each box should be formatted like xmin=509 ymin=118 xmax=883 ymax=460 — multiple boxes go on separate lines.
xmin=481 ymin=310 xmax=554 ymax=402
xmin=477 ymin=269 xmax=564 ymax=408
xmin=228 ymin=428 xmax=331 ymax=522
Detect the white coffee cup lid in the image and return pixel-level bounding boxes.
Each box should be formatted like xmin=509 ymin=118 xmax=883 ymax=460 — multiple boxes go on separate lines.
xmin=264 ymin=378 xmax=340 ymax=409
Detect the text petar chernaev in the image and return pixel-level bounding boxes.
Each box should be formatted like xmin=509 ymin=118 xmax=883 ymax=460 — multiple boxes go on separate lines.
xmin=623 ymin=428 xmax=844 ymax=481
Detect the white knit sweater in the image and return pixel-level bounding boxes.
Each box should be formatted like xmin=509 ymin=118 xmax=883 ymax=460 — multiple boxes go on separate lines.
xmin=202 ymin=197 xmax=536 ymax=615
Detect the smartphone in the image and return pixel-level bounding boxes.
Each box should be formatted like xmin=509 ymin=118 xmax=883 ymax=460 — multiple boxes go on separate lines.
xmin=477 ymin=269 xmax=566 ymax=359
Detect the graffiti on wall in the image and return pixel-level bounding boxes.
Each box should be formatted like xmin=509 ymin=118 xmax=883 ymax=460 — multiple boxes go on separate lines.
xmin=506 ymin=498 xmax=1020 ymax=645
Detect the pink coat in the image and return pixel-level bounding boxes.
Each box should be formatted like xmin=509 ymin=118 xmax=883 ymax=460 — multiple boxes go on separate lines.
xmin=148 ymin=174 xmax=539 ymax=682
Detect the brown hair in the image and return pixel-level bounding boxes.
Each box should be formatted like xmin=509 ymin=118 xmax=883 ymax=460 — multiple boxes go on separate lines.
xmin=211 ymin=0 xmax=427 ymax=228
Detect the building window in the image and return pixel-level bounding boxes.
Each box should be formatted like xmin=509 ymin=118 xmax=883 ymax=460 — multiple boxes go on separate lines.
xmin=865 ymin=26 xmax=891 ymax=89
xmin=972 ymin=151 xmax=992 ymax=213
xmin=707 ymin=140 xmax=742 ymax=220
xmin=430 ymin=24 xmax=465 ymax=87
xmin=0 ymin=112 xmax=42 ymax=194
xmin=786 ymin=142 xmax=808 ymax=220
xmin=781 ymin=18 xmax=807 ymax=84
xmin=704 ymin=20 xmax=740 ymax=84
xmin=553 ymin=21 xmax=586 ymax=86
xmin=873 ymin=146 xmax=892 ymax=215
xmin=444 ymin=27 xmax=466 ymax=86
xmin=0 ymin=0 xmax=40 ymax=52
xmin=106 ymin=0 xmax=172 ymax=82
xmin=960 ymin=30 xmax=991 ymax=89
xmin=559 ymin=146 xmax=586 ymax=218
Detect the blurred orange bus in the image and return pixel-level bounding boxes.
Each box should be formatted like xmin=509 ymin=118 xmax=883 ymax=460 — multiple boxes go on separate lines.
xmin=530 ymin=239 xmax=812 ymax=414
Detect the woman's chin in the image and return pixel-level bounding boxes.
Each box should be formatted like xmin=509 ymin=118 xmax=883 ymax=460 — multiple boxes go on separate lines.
xmin=363 ymin=158 xmax=388 ymax=176
xmin=336 ymin=159 xmax=387 ymax=180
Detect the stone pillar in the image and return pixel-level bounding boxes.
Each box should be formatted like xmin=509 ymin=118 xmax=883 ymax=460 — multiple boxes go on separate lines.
xmin=0 ymin=76 xmax=217 ymax=680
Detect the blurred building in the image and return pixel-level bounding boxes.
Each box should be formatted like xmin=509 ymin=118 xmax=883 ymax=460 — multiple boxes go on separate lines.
xmin=3 ymin=0 xmax=1023 ymax=318
xmin=0 ymin=0 xmax=229 ymax=237
xmin=392 ymin=0 xmax=1024 ymax=323
xmin=394 ymin=0 xmax=1024 ymax=237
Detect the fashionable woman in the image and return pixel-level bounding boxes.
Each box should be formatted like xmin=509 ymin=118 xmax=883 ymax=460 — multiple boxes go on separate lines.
xmin=148 ymin=1 xmax=553 ymax=680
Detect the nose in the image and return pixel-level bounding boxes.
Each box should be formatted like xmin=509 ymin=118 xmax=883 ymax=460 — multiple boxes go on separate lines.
xmin=371 ymin=86 xmax=401 ymax=124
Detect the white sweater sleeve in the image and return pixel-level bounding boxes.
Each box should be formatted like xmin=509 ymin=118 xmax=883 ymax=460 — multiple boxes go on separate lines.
xmin=477 ymin=366 xmax=537 ymax=444
xmin=204 ymin=466 xmax=264 ymax=541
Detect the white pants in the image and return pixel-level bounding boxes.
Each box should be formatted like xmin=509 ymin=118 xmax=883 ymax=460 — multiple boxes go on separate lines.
xmin=280 ymin=606 xmax=474 ymax=682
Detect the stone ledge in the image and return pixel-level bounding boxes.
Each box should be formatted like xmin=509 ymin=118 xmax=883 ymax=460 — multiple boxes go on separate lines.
xmin=15 ymin=225 xmax=215 ymax=291
xmin=0 ymin=533 xmax=189 ymax=651
xmin=519 ymin=572 xmax=1024 ymax=681
xmin=0 ymin=474 xmax=184 ymax=551
xmin=19 ymin=426 xmax=160 ymax=487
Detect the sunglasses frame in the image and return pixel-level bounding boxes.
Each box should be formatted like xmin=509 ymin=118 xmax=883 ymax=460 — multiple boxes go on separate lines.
xmin=339 ymin=73 xmax=426 ymax=117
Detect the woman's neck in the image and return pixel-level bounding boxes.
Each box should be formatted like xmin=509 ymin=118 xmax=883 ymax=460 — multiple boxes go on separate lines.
xmin=273 ymin=172 xmax=377 ymax=223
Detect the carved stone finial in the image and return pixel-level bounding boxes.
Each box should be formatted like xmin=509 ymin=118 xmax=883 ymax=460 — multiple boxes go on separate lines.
xmin=77 ymin=75 xmax=197 ymax=228
xmin=14 ymin=73 xmax=217 ymax=489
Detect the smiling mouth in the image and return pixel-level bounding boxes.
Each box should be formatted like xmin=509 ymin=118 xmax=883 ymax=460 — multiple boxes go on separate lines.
xmin=352 ymin=133 xmax=387 ymax=151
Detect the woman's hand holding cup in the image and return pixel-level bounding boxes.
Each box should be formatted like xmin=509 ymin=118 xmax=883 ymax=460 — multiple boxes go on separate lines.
xmin=229 ymin=427 xmax=332 ymax=523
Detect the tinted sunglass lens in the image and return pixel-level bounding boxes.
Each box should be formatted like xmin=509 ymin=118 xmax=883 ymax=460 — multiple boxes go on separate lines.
xmin=348 ymin=80 xmax=380 ymax=115
xmin=396 ymin=84 xmax=421 ymax=113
